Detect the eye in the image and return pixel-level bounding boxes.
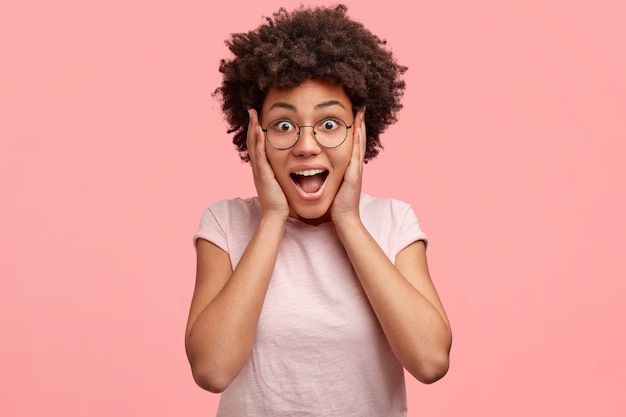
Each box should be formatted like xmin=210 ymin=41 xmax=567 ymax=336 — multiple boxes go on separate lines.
xmin=270 ymin=119 xmax=297 ymax=134
xmin=317 ymin=118 xmax=341 ymax=132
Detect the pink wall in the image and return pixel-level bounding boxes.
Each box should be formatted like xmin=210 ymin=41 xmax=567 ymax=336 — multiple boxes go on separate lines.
xmin=1 ymin=1 xmax=624 ymax=415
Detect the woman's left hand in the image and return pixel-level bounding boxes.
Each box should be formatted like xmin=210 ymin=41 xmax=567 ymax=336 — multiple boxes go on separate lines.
xmin=331 ymin=109 xmax=366 ymax=224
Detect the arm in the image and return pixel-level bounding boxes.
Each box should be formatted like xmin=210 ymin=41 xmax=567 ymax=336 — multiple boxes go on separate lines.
xmin=335 ymin=223 xmax=451 ymax=383
xmin=185 ymin=109 xmax=289 ymax=392
xmin=331 ymin=110 xmax=451 ymax=383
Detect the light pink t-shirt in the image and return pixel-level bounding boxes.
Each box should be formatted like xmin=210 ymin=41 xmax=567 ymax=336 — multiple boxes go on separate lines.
xmin=194 ymin=194 xmax=427 ymax=417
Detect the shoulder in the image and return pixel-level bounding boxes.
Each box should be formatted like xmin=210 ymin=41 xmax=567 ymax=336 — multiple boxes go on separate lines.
xmin=201 ymin=197 xmax=260 ymax=223
xmin=194 ymin=197 xmax=260 ymax=252
xmin=195 ymin=197 xmax=260 ymax=246
xmin=206 ymin=196 xmax=259 ymax=212
xmin=359 ymin=194 xmax=427 ymax=253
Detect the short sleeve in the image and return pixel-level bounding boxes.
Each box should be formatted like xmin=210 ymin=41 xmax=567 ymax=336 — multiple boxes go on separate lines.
xmin=396 ymin=202 xmax=428 ymax=253
xmin=193 ymin=203 xmax=228 ymax=253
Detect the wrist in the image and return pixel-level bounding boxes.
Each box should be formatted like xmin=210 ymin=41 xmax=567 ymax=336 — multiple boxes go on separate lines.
xmin=333 ymin=214 xmax=363 ymax=235
xmin=259 ymin=211 xmax=289 ymax=229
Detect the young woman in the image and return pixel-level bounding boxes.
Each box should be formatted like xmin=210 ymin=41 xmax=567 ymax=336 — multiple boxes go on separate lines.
xmin=185 ymin=5 xmax=451 ymax=416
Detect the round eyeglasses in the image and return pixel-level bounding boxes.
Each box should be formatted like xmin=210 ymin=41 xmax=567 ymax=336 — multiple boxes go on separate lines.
xmin=261 ymin=118 xmax=353 ymax=150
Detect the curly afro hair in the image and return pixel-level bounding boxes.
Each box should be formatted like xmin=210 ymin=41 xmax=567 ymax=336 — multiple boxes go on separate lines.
xmin=215 ymin=4 xmax=407 ymax=162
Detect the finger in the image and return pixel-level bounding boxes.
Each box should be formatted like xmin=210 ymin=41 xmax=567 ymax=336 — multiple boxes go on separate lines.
xmin=255 ymin=124 xmax=268 ymax=170
xmin=359 ymin=108 xmax=367 ymax=158
xmin=353 ymin=109 xmax=366 ymax=162
xmin=246 ymin=108 xmax=257 ymax=159
xmin=353 ymin=126 xmax=363 ymax=162
xmin=249 ymin=109 xmax=275 ymax=179
xmin=247 ymin=108 xmax=264 ymax=164
xmin=351 ymin=120 xmax=361 ymax=163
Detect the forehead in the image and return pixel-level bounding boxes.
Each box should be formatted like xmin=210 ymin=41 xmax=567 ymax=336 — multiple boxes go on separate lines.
xmin=262 ymin=79 xmax=352 ymax=114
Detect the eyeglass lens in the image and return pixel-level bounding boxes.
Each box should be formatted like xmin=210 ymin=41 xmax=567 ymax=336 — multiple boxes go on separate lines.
xmin=265 ymin=118 xmax=349 ymax=149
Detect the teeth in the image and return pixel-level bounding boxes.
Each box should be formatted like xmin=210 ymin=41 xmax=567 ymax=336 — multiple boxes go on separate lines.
xmin=293 ymin=169 xmax=325 ymax=176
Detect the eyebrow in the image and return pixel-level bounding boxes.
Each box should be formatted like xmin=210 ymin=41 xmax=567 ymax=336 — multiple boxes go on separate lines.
xmin=267 ymin=100 xmax=347 ymax=112
xmin=314 ymin=100 xmax=346 ymax=110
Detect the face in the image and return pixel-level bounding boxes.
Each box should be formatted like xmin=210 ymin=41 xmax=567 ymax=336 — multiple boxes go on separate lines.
xmin=260 ymin=79 xmax=354 ymax=224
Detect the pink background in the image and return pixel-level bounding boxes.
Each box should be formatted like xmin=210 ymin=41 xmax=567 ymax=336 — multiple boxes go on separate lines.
xmin=1 ymin=1 xmax=625 ymax=415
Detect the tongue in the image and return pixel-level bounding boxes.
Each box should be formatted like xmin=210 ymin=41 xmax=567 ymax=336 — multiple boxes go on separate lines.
xmin=298 ymin=174 xmax=325 ymax=193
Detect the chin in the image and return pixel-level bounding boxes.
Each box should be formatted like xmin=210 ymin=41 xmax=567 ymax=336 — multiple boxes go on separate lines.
xmin=290 ymin=201 xmax=333 ymax=224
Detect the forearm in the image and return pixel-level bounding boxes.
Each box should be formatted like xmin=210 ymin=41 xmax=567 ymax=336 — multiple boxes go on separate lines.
xmin=186 ymin=215 xmax=286 ymax=391
xmin=335 ymin=217 xmax=451 ymax=383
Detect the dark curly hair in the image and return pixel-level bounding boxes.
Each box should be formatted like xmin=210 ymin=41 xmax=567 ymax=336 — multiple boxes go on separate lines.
xmin=215 ymin=4 xmax=407 ymax=162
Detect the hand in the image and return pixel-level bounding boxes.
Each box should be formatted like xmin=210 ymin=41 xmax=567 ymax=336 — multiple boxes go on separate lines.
xmin=331 ymin=109 xmax=366 ymax=224
xmin=247 ymin=108 xmax=290 ymax=222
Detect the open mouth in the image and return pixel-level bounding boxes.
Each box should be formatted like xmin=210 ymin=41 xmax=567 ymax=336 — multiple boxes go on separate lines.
xmin=290 ymin=169 xmax=329 ymax=194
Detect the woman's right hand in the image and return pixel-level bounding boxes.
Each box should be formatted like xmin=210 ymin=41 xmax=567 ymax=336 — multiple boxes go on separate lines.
xmin=247 ymin=108 xmax=290 ymax=222
xmin=187 ymin=109 xmax=289 ymax=392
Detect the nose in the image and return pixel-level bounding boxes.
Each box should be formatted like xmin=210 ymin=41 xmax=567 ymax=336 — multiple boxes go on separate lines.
xmin=292 ymin=125 xmax=321 ymax=156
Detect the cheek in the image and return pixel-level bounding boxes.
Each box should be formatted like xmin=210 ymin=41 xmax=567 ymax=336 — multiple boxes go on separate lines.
xmin=331 ymin=150 xmax=352 ymax=180
xmin=264 ymin=148 xmax=280 ymax=171
xmin=338 ymin=139 xmax=354 ymax=169
xmin=264 ymin=150 xmax=289 ymax=183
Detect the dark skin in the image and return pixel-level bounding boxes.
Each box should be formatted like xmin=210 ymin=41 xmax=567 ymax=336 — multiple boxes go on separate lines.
xmin=185 ymin=80 xmax=451 ymax=393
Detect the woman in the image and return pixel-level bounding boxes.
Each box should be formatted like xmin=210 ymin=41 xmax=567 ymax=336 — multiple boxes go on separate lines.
xmin=185 ymin=5 xmax=451 ymax=416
